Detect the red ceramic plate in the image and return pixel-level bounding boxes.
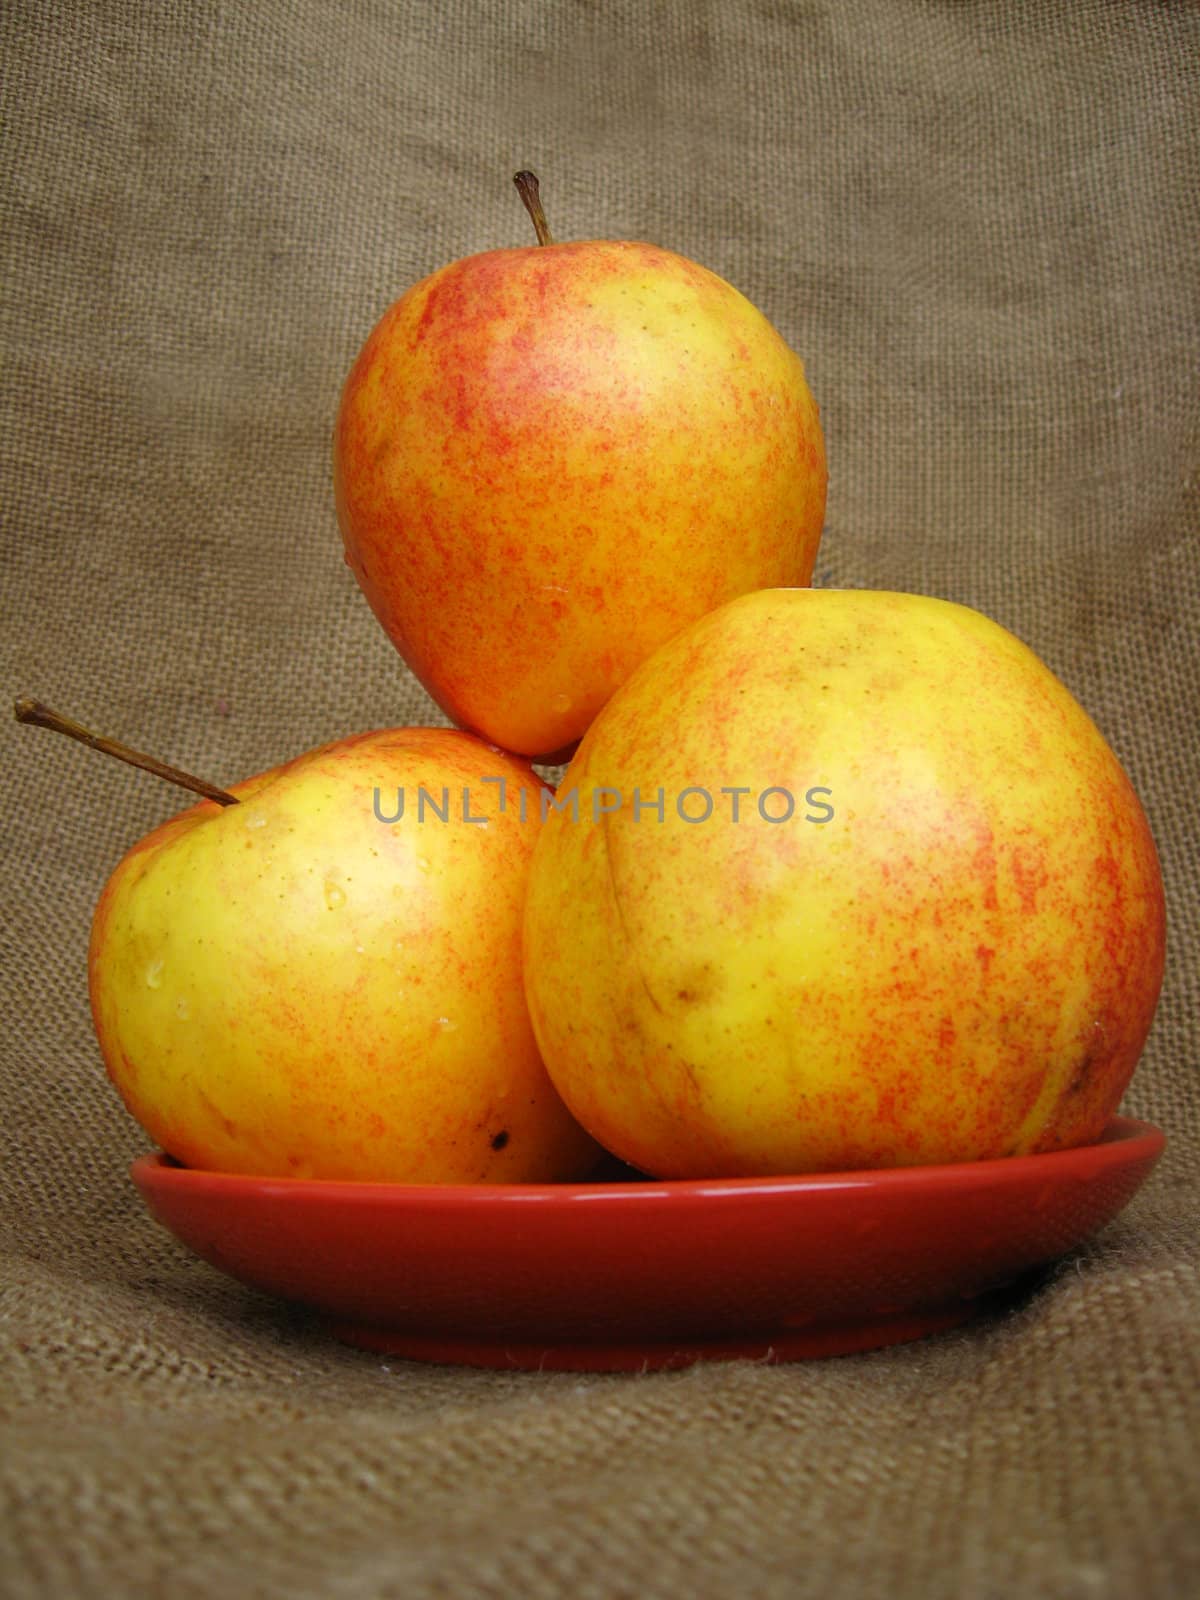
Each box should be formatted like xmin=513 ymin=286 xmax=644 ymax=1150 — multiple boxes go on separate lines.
xmin=131 ymin=1116 xmax=1164 ymax=1372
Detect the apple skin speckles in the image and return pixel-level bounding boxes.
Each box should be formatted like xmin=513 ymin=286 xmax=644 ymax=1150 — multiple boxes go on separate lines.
xmin=334 ymin=238 xmax=827 ymax=759
xmin=89 ymin=729 xmax=601 ymax=1183
xmin=524 ymin=589 xmax=1166 ymax=1179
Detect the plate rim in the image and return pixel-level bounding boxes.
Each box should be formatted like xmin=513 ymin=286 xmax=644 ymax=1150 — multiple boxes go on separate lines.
xmin=130 ymin=1114 xmax=1166 ymax=1207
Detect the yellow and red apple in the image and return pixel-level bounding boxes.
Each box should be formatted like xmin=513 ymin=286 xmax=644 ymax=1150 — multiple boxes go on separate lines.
xmin=334 ymin=176 xmax=827 ymax=758
xmin=523 ymin=589 xmax=1166 ymax=1177
xmin=89 ymin=727 xmax=599 ymax=1182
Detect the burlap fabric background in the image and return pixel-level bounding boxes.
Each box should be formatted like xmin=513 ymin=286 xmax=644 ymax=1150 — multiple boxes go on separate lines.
xmin=3 ymin=3 xmax=1197 ymax=1596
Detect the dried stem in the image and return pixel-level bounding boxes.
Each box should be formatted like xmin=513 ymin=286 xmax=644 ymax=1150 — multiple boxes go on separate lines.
xmin=14 ymin=698 xmax=239 ymax=806
xmin=513 ymin=171 xmax=555 ymax=246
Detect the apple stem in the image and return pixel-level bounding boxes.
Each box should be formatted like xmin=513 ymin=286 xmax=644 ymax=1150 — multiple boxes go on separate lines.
xmin=513 ymin=171 xmax=555 ymax=246
xmin=13 ymin=697 xmax=240 ymax=806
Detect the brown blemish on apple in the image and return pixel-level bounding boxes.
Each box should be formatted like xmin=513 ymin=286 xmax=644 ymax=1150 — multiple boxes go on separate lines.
xmin=490 ymin=1130 xmax=510 ymax=1150
xmin=674 ymin=963 xmax=722 ymax=1007
xmin=1064 ymin=1050 xmax=1098 ymax=1098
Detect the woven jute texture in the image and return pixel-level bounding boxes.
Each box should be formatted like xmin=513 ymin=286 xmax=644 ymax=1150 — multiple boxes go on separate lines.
xmin=3 ymin=3 xmax=1198 ymax=1596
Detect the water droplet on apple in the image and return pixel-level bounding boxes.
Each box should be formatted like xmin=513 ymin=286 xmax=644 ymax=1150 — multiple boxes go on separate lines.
xmin=175 ymin=996 xmax=190 ymax=1021
xmin=324 ymin=880 xmax=346 ymax=910
xmin=145 ymin=959 xmax=164 ymax=990
xmin=244 ymin=811 xmax=268 ymax=830
xmin=437 ymin=1016 xmax=457 ymax=1032
xmin=552 ymin=693 xmax=572 ymax=714
xmin=416 ymin=856 xmax=431 ymax=875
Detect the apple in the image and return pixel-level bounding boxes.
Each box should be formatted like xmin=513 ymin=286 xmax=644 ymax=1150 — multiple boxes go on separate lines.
xmin=522 ymin=589 xmax=1166 ymax=1178
xmin=88 ymin=726 xmax=600 ymax=1182
xmin=333 ymin=172 xmax=827 ymax=759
